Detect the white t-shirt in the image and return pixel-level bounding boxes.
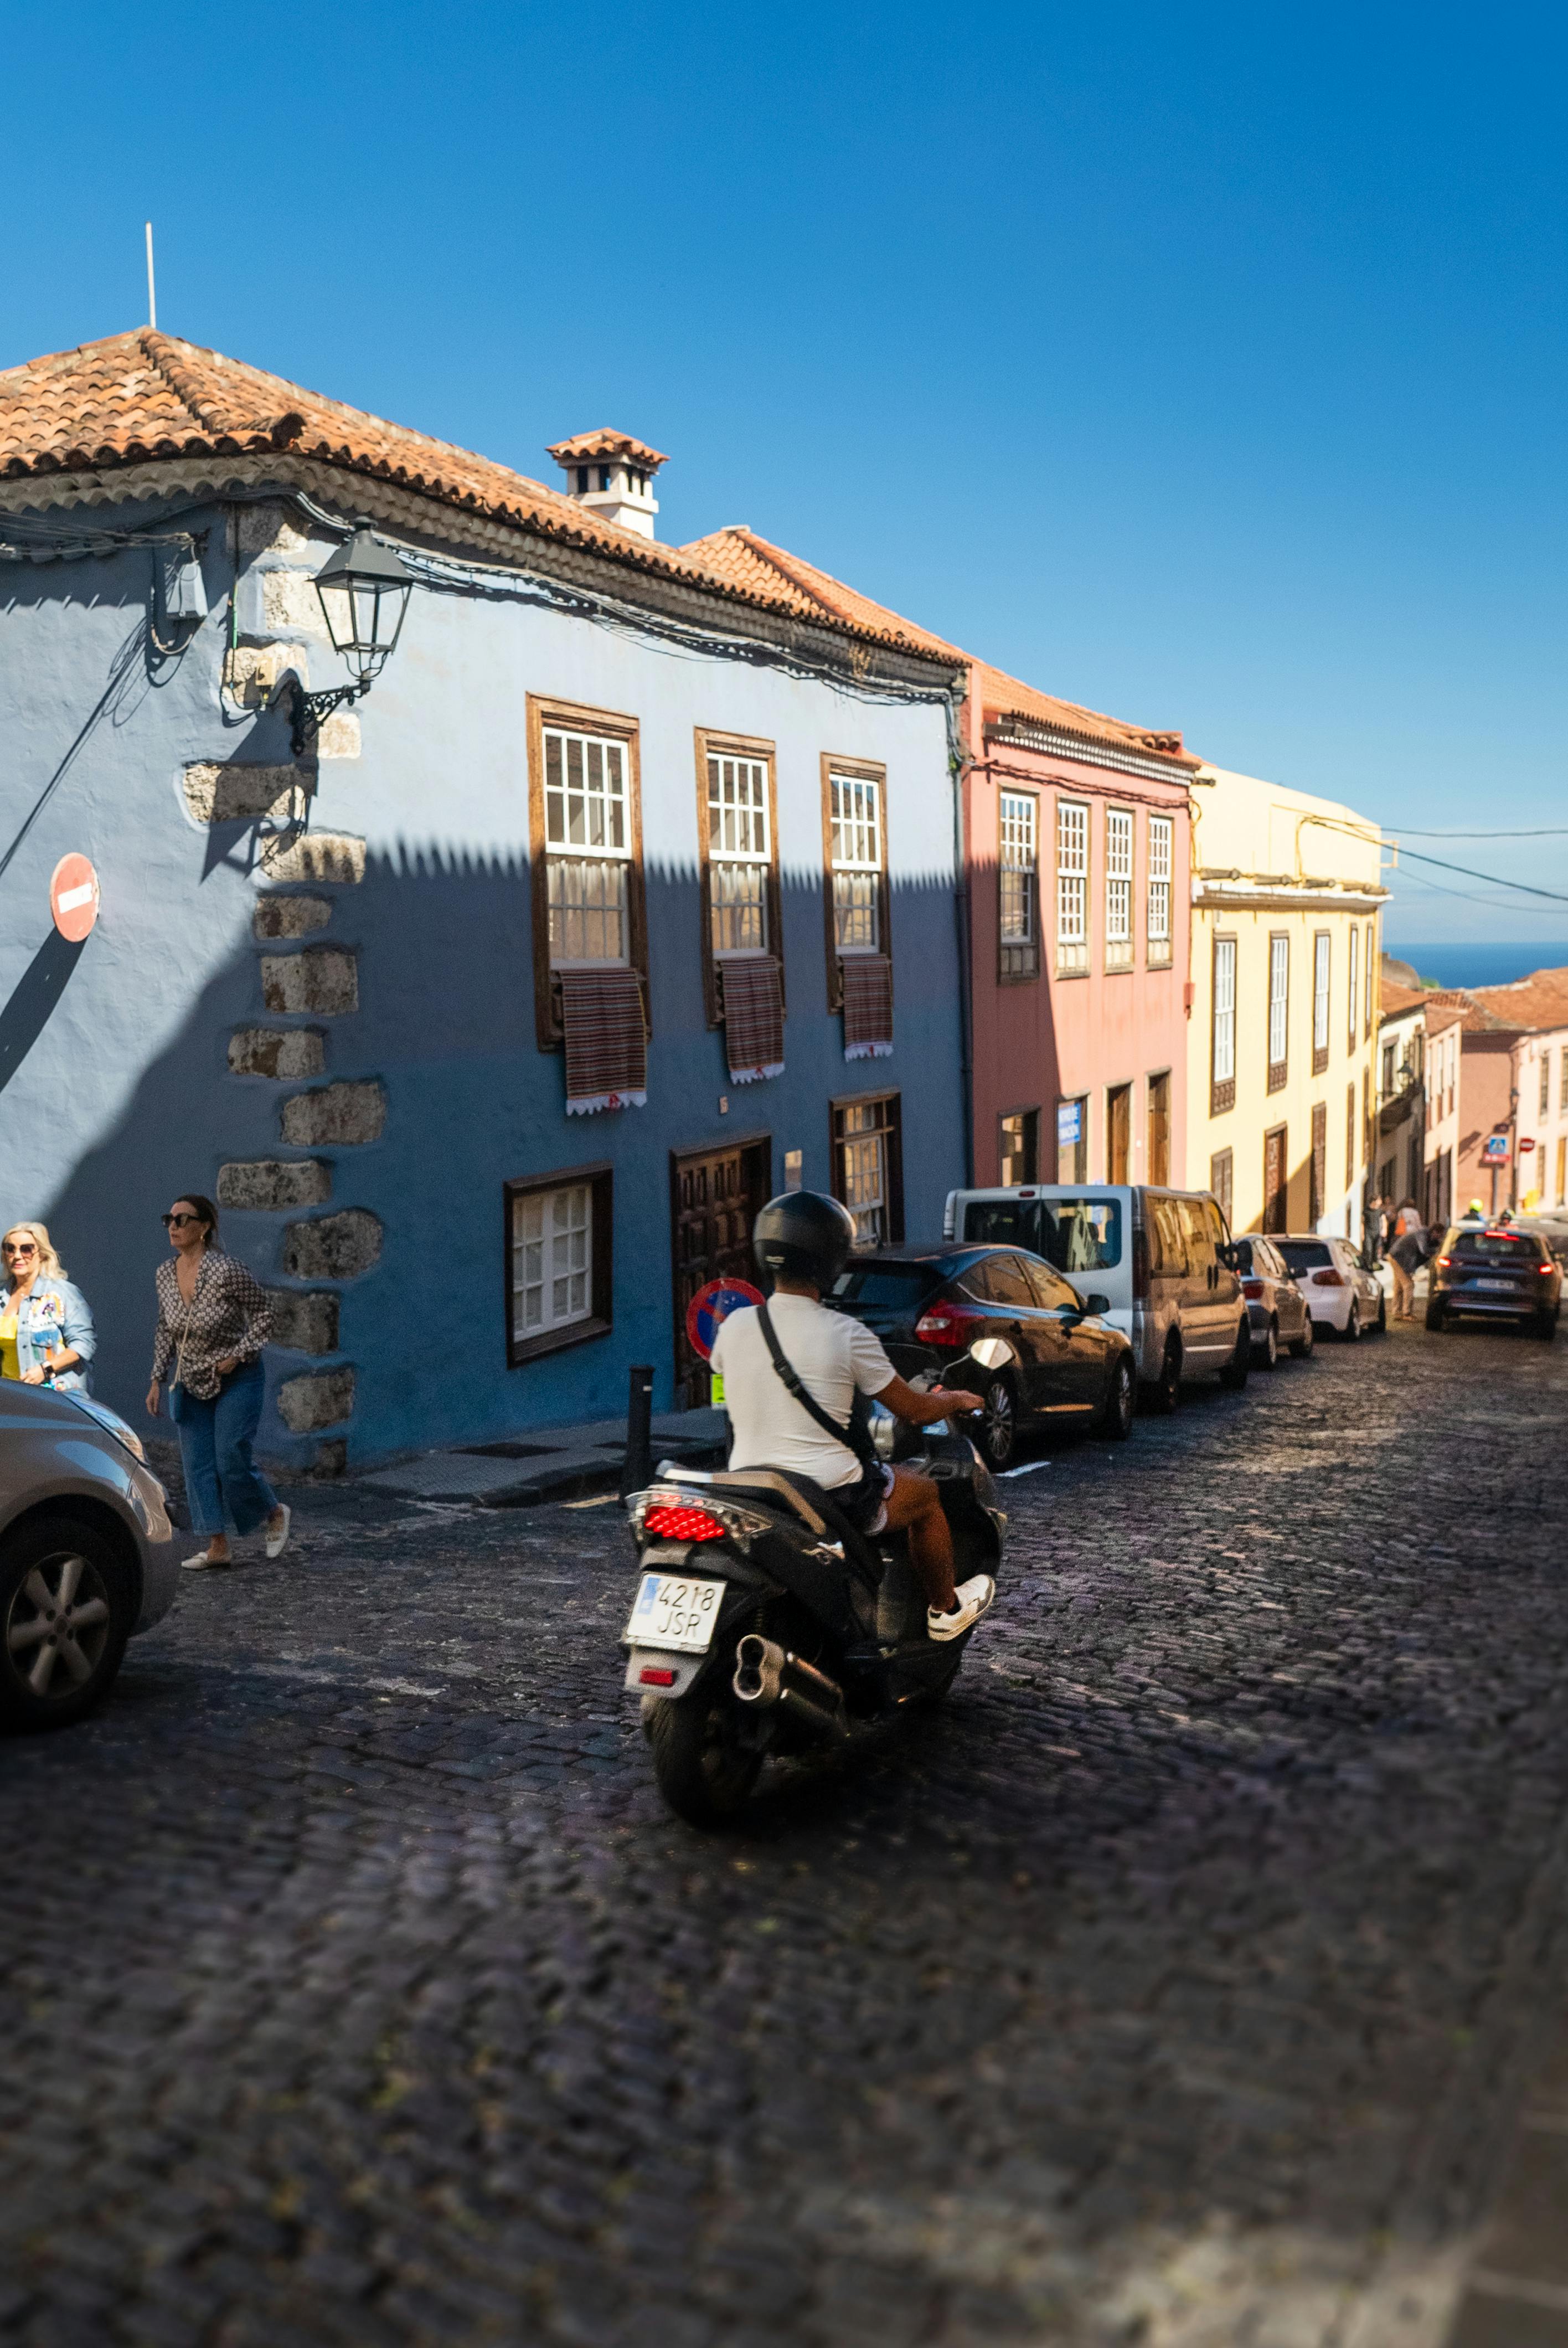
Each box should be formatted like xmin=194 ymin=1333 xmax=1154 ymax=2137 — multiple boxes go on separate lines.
xmin=710 ymin=1294 xmax=896 ymax=1490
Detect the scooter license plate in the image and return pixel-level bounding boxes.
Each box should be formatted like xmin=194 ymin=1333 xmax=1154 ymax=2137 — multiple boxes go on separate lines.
xmin=623 ymin=1572 xmax=727 ymax=1654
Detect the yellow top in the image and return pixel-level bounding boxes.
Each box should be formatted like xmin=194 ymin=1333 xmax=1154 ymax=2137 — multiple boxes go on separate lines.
xmin=0 ymin=1313 xmax=18 ymax=1382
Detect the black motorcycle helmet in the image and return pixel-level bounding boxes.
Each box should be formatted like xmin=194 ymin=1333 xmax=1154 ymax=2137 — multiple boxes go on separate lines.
xmin=751 ymin=1190 xmax=857 ymax=1293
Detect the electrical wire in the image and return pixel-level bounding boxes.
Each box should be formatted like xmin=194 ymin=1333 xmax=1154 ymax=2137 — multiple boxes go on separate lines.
xmin=1391 ymin=846 xmax=1568 ymax=903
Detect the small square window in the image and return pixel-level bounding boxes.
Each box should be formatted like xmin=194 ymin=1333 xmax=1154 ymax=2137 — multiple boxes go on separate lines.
xmin=504 ymin=1165 xmax=613 ymax=1366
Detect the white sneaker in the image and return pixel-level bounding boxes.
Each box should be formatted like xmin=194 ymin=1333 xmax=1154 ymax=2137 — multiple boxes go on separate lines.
xmin=927 ymin=1573 xmax=996 ymax=1642
xmin=181 ymin=1549 xmax=232 ymax=1572
xmin=265 ymin=1504 xmax=292 ymax=1560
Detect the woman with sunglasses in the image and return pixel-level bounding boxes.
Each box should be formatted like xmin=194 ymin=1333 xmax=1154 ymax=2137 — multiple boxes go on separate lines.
xmin=146 ymin=1194 xmax=290 ymax=1571
xmin=0 ymin=1223 xmax=96 ymax=1390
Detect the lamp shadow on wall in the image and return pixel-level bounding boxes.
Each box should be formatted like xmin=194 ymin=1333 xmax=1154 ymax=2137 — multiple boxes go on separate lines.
xmin=0 ymin=930 xmax=85 ymax=1096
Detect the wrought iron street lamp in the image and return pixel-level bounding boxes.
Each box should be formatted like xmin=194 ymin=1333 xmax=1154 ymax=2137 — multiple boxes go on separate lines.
xmin=286 ymin=517 xmax=414 ymax=755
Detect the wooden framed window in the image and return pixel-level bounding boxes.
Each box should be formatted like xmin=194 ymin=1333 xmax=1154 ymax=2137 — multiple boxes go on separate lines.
xmin=822 ymin=758 xmax=889 ymax=1006
xmin=1541 ymin=1053 xmax=1551 ymax=1120
xmin=999 ymin=1107 xmax=1039 ymax=1185
xmin=1055 ymin=799 xmax=1089 ymax=976
xmin=1267 ymin=933 xmax=1290 ymax=1094
xmin=1105 ymin=808 xmax=1133 ymax=972
xmin=1056 ymin=1094 xmax=1089 ymax=1182
xmin=1364 ymin=921 xmax=1375 ymax=1039
xmin=1310 ymin=1101 xmax=1327 ymax=1226
xmin=1345 ymin=1082 xmax=1356 ymax=1188
xmin=1560 ymin=1049 xmax=1568 ymax=1115
xmin=504 ymin=1162 xmax=612 ymax=1366
xmin=1147 ymin=815 xmax=1173 ymax=967
xmin=1263 ymin=1124 xmax=1288 ymax=1234
xmin=1312 ymin=931 xmax=1331 ymax=1075
xmin=997 ymin=791 xmax=1039 ymax=981
xmin=830 ymin=1090 xmax=903 ymax=1246
xmin=1211 ymin=934 xmax=1236 ymax=1115
xmin=527 ymin=695 xmax=645 ymax=1048
xmin=1147 ymin=1070 xmax=1170 ymax=1186
xmin=1210 ymin=1147 xmax=1233 ymax=1229
xmin=1347 ymin=923 xmax=1359 ymax=1048
xmin=695 ymin=728 xmax=782 ymax=1026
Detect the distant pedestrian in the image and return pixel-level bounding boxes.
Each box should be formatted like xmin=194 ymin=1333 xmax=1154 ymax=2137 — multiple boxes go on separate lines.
xmin=145 ymin=1194 xmax=290 ymax=1571
xmin=1363 ymin=1193 xmax=1388 ymax=1262
xmin=1391 ymin=1196 xmax=1422 ymax=1243
xmin=0 ymin=1222 xmax=95 ymax=1389
xmin=1388 ymin=1208 xmax=1430 ymax=1322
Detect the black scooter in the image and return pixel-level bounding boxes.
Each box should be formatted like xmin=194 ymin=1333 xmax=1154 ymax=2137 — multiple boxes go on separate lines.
xmin=620 ymin=1338 xmax=1012 ymax=1825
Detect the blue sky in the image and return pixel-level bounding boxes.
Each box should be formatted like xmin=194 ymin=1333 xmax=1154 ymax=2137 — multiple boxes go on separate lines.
xmin=6 ymin=1 xmax=1564 ymax=943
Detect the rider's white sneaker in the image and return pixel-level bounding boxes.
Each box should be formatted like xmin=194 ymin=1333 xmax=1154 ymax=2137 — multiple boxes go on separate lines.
xmin=927 ymin=1573 xmax=996 ymax=1642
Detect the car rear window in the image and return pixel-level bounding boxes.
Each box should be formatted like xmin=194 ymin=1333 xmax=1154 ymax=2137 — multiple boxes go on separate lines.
xmin=961 ymin=1200 xmax=1041 ymax=1250
xmin=831 ymin=1263 xmax=942 ymax=1308
xmin=1039 ymin=1198 xmax=1122 ymax=1273
xmin=1453 ymin=1231 xmax=1538 ymax=1259
xmin=1277 ymin=1240 xmax=1332 ymax=1273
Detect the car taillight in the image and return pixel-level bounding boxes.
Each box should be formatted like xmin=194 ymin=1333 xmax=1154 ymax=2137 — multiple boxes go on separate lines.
xmin=1241 ymin=1278 xmax=1265 ymax=1300
xmin=1313 ymin=1269 xmax=1347 ymax=1287
xmin=1436 ymin=1255 xmax=1451 ymax=1268
xmin=1541 ymin=1263 xmax=1556 ymax=1275
xmin=1132 ymin=1226 xmax=1150 ymax=1302
xmin=914 ymin=1301 xmax=986 ymax=1348
xmin=642 ymin=1503 xmax=728 ymax=1542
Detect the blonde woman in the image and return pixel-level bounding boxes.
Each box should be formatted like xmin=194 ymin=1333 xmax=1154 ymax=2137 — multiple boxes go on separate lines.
xmin=146 ymin=1193 xmax=289 ymax=1571
xmin=0 ymin=1222 xmax=95 ymax=1390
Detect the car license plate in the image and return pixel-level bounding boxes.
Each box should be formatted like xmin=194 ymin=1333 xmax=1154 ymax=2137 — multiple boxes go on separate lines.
xmin=623 ymin=1572 xmax=726 ymax=1653
xmin=1474 ymin=1278 xmax=1516 ymax=1291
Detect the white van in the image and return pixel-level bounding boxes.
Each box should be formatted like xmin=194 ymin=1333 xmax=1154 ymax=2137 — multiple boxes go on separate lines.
xmin=941 ymin=1183 xmax=1250 ymax=1410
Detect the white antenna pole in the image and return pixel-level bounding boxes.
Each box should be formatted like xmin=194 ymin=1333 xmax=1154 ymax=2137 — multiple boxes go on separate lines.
xmin=145 ymin=223 xmax=156 ymax=329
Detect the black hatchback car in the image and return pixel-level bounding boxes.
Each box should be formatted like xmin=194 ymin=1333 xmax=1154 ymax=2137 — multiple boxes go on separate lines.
xmin=828 ymin=1243 xmax=1137 ymax=1469
xmin=1427 ymin=1223 xmax=1562 ymax=1337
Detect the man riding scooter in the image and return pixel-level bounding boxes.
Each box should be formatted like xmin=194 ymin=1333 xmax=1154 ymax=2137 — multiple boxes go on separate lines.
xmin=709 ymin=1192 xmax=997 ymax=1642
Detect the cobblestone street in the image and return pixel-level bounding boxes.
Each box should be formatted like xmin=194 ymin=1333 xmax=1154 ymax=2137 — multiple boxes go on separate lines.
xmin=4 ymin=1320 xmax=1567 ymax=2347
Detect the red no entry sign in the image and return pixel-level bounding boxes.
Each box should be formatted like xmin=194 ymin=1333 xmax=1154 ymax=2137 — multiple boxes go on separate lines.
xmin=685 ymin=1276 xmax=765 ymax=1362
xmin=50 ymin=854 xmax=99 ymax=943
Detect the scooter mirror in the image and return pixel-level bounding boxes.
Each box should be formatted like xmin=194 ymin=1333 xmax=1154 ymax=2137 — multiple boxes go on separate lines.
xmin=967 ymin=1335 xmax=1017 ymax=1371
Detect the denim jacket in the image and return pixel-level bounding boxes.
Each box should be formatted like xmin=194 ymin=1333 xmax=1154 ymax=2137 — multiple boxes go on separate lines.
xmin=5 ymin=1276 xmax=96 ymax=1391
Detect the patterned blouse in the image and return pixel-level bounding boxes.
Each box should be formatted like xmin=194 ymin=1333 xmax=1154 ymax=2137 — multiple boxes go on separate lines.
xmin=151 ymin=1250 xmax=272 ymax=1400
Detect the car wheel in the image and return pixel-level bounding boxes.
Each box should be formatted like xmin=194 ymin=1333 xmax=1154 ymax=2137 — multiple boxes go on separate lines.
xmin=1218 ymin=1318 xmax=1251 ymax=1390
xmin=1342 ymin=1303 xmax=1361 ymax=1343
xmin=1374 ymin=1291 xmax=1388 ymax=1335
xmin=1288 ymin=1311 xmax=1315 ymax=1359
xmin=979 ymin=1376 xmax=1018 ymax=1470
xmin=1257 ymin=1317 xmax=1279 ymax=1371
xmin=1533 ymin=1309 xmax=1557 ymax=1342
xmin=1142 ymin=1335 xmax=1182 ymax=1415
xmin=1097 ymin=1355 xmax=1135 ymax=1441
xmin=0 ymin=1516 xmax=135 ymax=1733
xmin=1425 ymin=1299 xmax=1445 ymax=1332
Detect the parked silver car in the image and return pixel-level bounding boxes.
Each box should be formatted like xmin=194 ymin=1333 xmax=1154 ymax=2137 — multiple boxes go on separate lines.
xmin=1 ymin=1381 xmax=177 ymax=1731
xmin=1233 ymin=1235 xmax=1315 ymax=1366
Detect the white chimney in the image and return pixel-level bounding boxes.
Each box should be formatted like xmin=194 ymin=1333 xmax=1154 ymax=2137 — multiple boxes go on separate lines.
xmin=546 ymin=429 xmax=668 ymax=540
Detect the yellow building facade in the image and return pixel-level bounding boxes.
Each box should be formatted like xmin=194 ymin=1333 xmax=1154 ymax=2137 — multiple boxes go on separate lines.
xmin=1184 ymin=766 xmax=1388 ymax=1237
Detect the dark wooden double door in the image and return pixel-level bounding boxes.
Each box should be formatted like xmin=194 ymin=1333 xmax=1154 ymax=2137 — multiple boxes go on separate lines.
xmin=670 ymin=1137 xmax=772 ymax=1408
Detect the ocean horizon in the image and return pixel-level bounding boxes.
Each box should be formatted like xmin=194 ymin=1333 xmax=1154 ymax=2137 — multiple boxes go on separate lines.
xmin=1386 ymin=940 xmax=1568 ymax=991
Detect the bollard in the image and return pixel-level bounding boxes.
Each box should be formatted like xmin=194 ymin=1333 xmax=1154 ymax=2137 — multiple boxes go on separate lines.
xmin=620 ymin=1363 xmax=656 ymax=1504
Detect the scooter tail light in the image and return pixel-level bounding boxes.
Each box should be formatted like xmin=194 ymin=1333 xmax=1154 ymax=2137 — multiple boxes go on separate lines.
xmin=642 ymin=1502 xmax=728 ymax=1543
xmin=638 ymin=1665 xmax=678 ymax=1687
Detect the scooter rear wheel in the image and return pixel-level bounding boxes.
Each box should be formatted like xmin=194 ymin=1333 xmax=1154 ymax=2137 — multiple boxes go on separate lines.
xmin=649 ymin=1685 xmax=764 ymax=1826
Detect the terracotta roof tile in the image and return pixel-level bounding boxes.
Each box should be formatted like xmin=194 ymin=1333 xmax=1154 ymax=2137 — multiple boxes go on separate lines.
xmin=1464 ymin=970 xmax=1568 ymax=1032
xmin=545 ymin=428 xmax=668 ymax=468
xmin=683 ymin=529 xmax=1195 ymax=765
xmin=1380 ymin=981 xmax=1428 ymax=1018
xmin=0 ymin=332 xmax=952 ymax=663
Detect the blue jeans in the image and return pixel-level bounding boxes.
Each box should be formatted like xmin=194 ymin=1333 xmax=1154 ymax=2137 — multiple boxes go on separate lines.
xmin=169 ymin=1359 xmax=278 ymax=1537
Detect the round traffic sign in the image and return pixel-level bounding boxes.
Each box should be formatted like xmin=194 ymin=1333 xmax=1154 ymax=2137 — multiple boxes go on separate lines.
xmin=49 ymin=854 xmax=99 ymax=943
xmin=685 ymin=1275 xmax=765 ymax=1362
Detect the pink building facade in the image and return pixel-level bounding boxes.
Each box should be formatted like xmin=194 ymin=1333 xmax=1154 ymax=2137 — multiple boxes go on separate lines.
xmin=958 ymin=665 xmax=1196 ymax=1190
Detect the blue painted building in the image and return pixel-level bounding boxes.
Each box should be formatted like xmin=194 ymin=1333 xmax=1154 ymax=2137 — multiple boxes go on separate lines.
xmin=0 ymin=333 xmax=967 ymax=1466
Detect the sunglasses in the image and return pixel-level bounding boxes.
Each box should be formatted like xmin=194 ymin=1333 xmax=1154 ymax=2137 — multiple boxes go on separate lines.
xmin=2 ymin=1242 xmax=37 ymax=1257
xmin=162 ymin=1212 xmax=204 ymax=1229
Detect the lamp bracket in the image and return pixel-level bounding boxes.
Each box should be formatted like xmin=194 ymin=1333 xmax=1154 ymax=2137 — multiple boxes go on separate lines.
xmin=286 ymin=678 xmax=365 ymax=759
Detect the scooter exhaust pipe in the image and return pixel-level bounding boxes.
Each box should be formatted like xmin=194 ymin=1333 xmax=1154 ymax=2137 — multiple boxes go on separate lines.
xmin=733 ymin=1635 xmax=848 ymax=1742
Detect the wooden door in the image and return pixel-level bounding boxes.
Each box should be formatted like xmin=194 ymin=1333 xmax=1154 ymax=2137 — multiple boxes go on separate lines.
xmin=1147 ymin=1073 xmax=1170 ymax=1187
xmin=670 ymin=1137 xmax=771 ymax=1408
xmin=1263 ymin=1124 xmax=1288 ymax=1233
xmin=1107 ymin=1084 xmax=1131 ymax=1184
xmin=1310 ymin=1102 xmax=1327 ymax=1226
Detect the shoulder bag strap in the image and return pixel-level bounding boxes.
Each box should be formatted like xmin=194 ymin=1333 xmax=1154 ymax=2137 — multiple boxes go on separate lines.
xmin=755 ymin=1301 xmax=879 ymax=1472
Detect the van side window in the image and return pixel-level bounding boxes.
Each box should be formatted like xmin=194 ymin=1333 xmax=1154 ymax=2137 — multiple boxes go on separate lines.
xmin=1178 ymin=1199 xmax=1213 ymax=1265
xmin=1149 ymin=1199 xmax=1188 ymax=1275
xmin=1205 ymin=1199 xmax=1230 ymax=1253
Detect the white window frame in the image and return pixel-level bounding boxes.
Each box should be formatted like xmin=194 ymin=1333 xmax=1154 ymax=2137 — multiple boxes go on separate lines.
xmin=1147 ymin=814 xmax=1172 ymax=966
xmin=1268 ymin=933 xmax=1290 ymax=1078
xmin=829 ymin=769 xmax=883 ymax=955
xmin=998 ymin=792 xmax=1037 ymax=945
xmin=1105 ymin=808 xmax=1133 ymax=971
xmin=511 ymin=1181 xmax=593 ymax=1344
xmin=1056 ymin=799 xmax=1089 ymax=975
xmin=706 ymin=751 xmax=771 ymax=956
xmin=1347 ymin=923 xmax=1359 ymax=1047
xmin=1313 ymin=931 xmax=1331 ymax=1059
xmin=1213 ymin=936 xmax=1236 ymax=1093
xmin=543 ymin=724 xmax=632 ymax=966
